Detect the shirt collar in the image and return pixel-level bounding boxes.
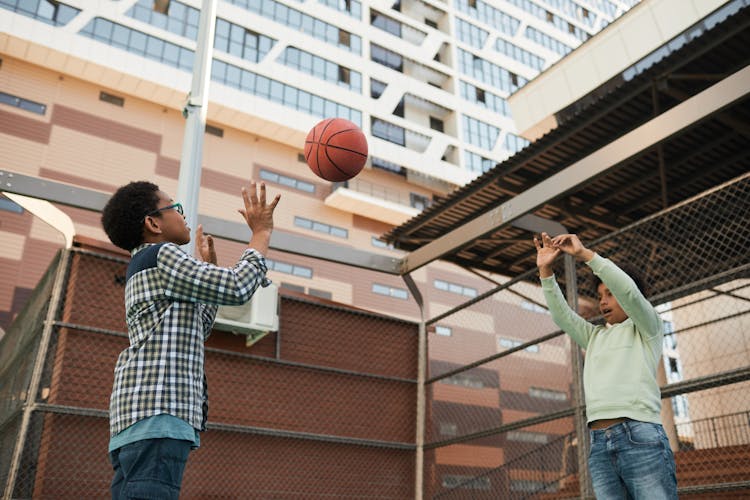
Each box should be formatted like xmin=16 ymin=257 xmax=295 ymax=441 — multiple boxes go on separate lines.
xmin=131 ymin=243 xmax=158 ymax=257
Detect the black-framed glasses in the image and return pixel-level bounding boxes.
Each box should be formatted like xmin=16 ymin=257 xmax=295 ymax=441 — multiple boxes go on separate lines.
xmin=144 ymin=202 xmax=183 ymax=221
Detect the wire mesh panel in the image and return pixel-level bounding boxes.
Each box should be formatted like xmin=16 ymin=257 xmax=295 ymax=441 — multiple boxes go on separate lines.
xmin=1 ymin=247 xmax=420 ymax=498
xmin=426 ymin=173 xmax=750 ymax=498
xmin=426 ymin=422 xmax=577 ymax=499
xmin=424 ymin=276 xmax=581 ymax=499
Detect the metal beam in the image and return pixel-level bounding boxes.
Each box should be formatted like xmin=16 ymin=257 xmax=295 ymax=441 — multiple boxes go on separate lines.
xmin=399 ymin=64 xmax=750 ymax=274
xmin=0 ymin=170 xmax=402 ymax=275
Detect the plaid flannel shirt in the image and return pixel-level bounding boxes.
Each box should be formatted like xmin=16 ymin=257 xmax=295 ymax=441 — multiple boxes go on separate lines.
xmin=109 ymin=242 xmax=270 ymax=437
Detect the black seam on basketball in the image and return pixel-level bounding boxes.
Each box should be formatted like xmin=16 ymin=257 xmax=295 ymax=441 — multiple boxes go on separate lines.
xmin=309 ymin=143 xmax=322 ymax=178
xmin=323 ymin=147 xmax=354 ymax=180
xmin=321 ymin=144 xmax=367 ymax=157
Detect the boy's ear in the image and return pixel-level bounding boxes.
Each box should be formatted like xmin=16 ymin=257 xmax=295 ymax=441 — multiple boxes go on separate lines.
xmin=143 ymin=215 xmax=163 ymax=236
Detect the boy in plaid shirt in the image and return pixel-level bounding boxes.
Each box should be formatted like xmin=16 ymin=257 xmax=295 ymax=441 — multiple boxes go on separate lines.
xmin=101 ymin=180 xmax=279 ymax=499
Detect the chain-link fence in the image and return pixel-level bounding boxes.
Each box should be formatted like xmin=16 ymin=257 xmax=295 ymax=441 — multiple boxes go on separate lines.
xmin=1 ymin=173 xmax=748 ymax=498
xmin=424 ymin=172 xmax=750 ymax=499
xmin=1 ymin=248 xmax=419 ymax=498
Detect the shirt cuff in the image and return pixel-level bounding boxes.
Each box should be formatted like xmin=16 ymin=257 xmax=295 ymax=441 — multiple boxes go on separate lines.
xmin=242 ymin=248 xmax=272 ymax=287
xmin=585 ymin=252 xmax=603 ymax=268
xmin=540 ymin=274 xmax=556 ymax=286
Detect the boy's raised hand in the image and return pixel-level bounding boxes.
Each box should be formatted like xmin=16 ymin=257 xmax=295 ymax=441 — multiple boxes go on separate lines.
xmin=196 ymin=224 xmax=217 ymax=264
xmin=238 ymin=181 xmax=280 ymax=256
xmin=550 ymin=234 xmax=595 ymax=262
xmin=534 ymin=232 xmax=560 ymax=276
xmin=238 ymin=181 xmax=280 ymax=234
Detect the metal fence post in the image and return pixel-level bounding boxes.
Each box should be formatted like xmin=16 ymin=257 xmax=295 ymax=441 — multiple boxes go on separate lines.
xmin=564 ymin=253 xmax=594 ymax=499
xmin=3 ymin=249 xmax=70 ymax=500
xmin=403 ymin=273 xmax=426 ymax=499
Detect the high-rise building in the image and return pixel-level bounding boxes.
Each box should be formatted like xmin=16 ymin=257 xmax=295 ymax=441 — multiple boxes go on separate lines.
xmin=0 ymin=0 xmax=639 ymax=329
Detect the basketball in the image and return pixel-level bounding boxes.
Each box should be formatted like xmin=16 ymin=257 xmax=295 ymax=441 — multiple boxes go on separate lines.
xmin=304 ymin=118 xmax=368 ymax=182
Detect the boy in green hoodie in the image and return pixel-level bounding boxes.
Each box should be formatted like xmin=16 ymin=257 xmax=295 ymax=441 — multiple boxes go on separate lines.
xmin=534 ymin=232 xmax=677 ymax=499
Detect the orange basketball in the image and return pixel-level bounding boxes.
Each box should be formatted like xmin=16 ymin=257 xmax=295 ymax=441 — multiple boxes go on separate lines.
xmin=304 ymin=118 xmax=368 ymax=182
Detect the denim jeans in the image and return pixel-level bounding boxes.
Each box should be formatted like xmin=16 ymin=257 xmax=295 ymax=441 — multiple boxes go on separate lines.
xmin=110 ymin=438 xmax=191 ymax=500
xmin=588 ymin=419 xmax=677 ymax=500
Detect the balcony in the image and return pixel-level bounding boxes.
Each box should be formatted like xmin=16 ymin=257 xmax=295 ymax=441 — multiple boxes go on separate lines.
xmin=324 ymin=179 xmax=422 ymax=226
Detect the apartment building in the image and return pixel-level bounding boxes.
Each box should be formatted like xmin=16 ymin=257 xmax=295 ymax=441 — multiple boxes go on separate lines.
xmin=0 ymin=0 xmax=638 ymax=330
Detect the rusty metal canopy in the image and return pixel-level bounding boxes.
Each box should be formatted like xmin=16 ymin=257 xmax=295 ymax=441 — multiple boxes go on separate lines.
xmin=383 ymin=1 xmax=750 ymax=283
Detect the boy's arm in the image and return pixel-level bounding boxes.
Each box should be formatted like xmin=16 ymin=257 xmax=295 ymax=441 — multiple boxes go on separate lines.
xmin=586 ymin=254 xmax=662 ymax=339
xmin=157 ymin=243 xmax=270 ymax=305
xmin=541 ymin=275 xmax=597 ymax=349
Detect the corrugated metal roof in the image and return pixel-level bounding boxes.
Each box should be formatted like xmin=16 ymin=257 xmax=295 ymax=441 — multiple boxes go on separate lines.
xmin=383 ymin=1 xmax=750 ymax=285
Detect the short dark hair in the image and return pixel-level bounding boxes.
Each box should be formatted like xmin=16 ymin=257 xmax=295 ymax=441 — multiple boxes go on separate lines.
xmin=593 ymin=262 xmax=647 ymax=296
xmin=101 ymin=181 xmax=160 ymax=251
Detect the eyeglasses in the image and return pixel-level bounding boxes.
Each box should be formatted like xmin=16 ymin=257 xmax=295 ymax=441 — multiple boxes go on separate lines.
xmin=144 ymin=202 xmax=183 ymax=221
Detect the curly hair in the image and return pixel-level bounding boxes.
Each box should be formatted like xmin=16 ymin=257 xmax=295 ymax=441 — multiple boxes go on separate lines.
xmin=101 ymin=181 xmax=161 ymax=251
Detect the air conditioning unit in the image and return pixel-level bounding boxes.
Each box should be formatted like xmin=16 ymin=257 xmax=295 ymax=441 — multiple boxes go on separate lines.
xmin=214 ymin=283 xmax=279 ymax=346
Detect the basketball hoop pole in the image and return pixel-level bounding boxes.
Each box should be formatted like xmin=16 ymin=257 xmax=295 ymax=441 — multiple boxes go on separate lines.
xmin=176 ymin=0 xmax=217 ymax=256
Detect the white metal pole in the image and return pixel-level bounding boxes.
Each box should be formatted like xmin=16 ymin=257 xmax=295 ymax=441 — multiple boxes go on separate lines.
xmin=176 ymin=0 xmax=217 ymax=255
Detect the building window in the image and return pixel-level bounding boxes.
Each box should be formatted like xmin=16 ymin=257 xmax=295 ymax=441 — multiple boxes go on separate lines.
xmin=308 ymin=288 xmax=332 ymax=300
xmin=441 ymin=373 xmax=484 ymax=389
xmin=371 ymin=157 xmax=405 ymax=176
xmin=393 ymin=98 xmax=405 ymax=117
xmin=371 ymin=10 xmax=402 ymax=37
xmin=294 ymin=216 xmax=348 ymax=238
xmin=318 ymin=0 xmax=361 ymax=18
xmin=0 ymin=196 xmax=23 ymax=214
xmin=425 ymin=18 xmax=437 ymax=29
xmin=498 ymin=337 xmax=539 ymax=353
xmin=520 ymin=300 xmax=548 ymax=314
xmin=128 ymin=0 xmax=200 ymax=40
xmin=504 ymin=132 xmax=530 ymax=154
xmin=429 ymin=116 xmax=444 ymax=133
xmin=214 ymin=20 xmax=274 ymax=63
xmin=99 ymin=91 xmax=124 ymax=107
xmin=511 ymin=479 xmax=554 ymax=493
xmin=529 ymin=387 xmax=567 ymax=401
xmin=2 ymin=0 xmax=80 ymax=26
xmin=371 ymin=236 xmax=395 ymax=249
xmin=460 ymin=81 xmax=510 ymax=116
xmin=0 ymin=91 xmax=47 ymax=115
xmin=81 ymin=18 xmax=195 ymax=70
xmin=266 ymin=258 xmax=313 ymax=279
xmin=462 ymin=115 xmax=500 ymax=151
xmin=435 ymin=325 xmax=452 ymax=337
xmin=370 ymin=79 xmax=387 ymax=99
xmin=370 ymin=43 xmax=403 ymax=72
xmin=372 ymin=283 xmax=408 ymax=300
xmin=259 ymin=169 xmax=315 ymax=194
xmin=224 ymin=0 xmax=361 ymax=53
xmin=434 ymin=279 xmax=477 ymax=298
xmin=279 ymin=47 xmax=361 ymax=92
xmin=371 ymin=117 xmax=405 ymax=146
xmin=442 ymin=475 xmax=491 ymax=490
xmin=464 ymin=151 xmax=495 ymax=174
xmin=338 ymin=29 xmax=351 ymax=48
xmin=439 ymin=422 xmax=458 ymax=436
xmin=205 ymin=124 xmax=224 ymax=137
xmin=338 ymin=66 xmax=350 ymax=85
xmin=410 ymin=193 xmax=430 ymax=211
xmin=280 ymin=282 xmax=305 ymax=293
xmin=507 ymin=430 xmax=549 ymax=444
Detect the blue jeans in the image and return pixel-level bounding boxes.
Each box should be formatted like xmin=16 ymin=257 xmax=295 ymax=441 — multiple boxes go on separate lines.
xmin=588 ymin=420 xmax=677 ymax=500
xmin=110 ymin=438 xmax=191 ymax=499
